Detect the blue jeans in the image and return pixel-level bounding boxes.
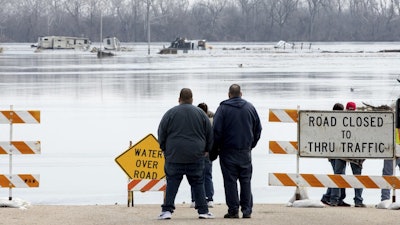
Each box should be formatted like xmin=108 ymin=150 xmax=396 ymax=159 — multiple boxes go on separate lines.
xmin=191 ymin=156 xmax=214 ymax=202
xmin=162 ymin=160 xmax=208 ymax=214
xmin=331 ymin=159 xmax=363 ymax=205
xmin=219 ymin=149 xmax=253 ymax=215
xmin=321 ymin=159 xmax=346 ymax=203
xmin=381 ymin=158 xmax=400 ymax=201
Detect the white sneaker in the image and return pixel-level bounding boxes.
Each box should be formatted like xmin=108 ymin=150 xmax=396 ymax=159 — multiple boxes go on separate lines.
xmin=190 ymin=201 xmax=195 ymax=208
xmin=199 ymin=212 xmax=215 ymax=219
xmin=207 ymin=201 xmax=214 ymax=208
xmin=158 ymin=211 xmax=172 ymax=220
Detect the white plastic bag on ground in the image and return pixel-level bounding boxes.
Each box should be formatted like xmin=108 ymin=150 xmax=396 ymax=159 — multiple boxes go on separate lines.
xmin=388 ymin=202 xmax=400 ymax=210
xmin=0 ymin=198 xmax=31 ymax=209
xmin=375 ymin=200 xmax=400 ymax=210
xmin=375 ymin=200 xmax=391 ymax=209
xmin=286 ymin=187 xmax=323 ymax=207
xmin=288 ymin=187 xmax=309 ymax=203
xmin=290 ymin=199 xmax=325 ymax=208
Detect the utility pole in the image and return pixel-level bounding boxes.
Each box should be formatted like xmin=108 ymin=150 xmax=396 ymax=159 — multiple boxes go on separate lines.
xmin=146 ymin=0 xmax=151 ymax=55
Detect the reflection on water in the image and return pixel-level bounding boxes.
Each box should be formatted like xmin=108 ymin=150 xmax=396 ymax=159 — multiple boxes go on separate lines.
xmin=2 ymin=43 xmax=399 ymax=108
xmin=0 ymin=42 xmax=400 ymax=205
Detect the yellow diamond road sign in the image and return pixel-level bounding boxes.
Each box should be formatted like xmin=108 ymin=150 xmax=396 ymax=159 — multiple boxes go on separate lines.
xmin=115 ymin=134 xmax=165 ymax=179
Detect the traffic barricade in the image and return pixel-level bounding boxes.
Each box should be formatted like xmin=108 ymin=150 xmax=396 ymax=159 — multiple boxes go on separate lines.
xmin=0 ymin=107 xmax=41 ymax=201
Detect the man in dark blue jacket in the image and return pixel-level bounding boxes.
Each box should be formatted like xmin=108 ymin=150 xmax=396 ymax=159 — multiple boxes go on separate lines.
xmin=212 ymin=84 xmax=262 ymax=219
xmin=158 ymin=88 xmax=214 ymax=220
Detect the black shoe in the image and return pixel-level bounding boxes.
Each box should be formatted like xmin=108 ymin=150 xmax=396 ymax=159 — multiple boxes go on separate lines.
xmin=329 ymin=202 xmax=339 ymax=207
xmin=355 ymin=203 xmax=366 ymax=208
xmin=224 ymin=213 xmax=239 ymax=219
xmin=338 ymin=201 xmax=351 ymax=207
xmin=321 ymin=199 xmax=330 ymax=205
xmin=243 ymin=214 xmax=251 ymax=218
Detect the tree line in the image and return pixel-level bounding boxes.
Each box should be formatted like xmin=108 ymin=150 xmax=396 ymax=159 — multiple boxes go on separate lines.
xmin=1 ymin=0 xmax=400 ymax=43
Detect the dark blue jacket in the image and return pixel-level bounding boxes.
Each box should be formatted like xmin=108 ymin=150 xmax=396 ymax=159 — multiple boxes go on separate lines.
xmin=213 ymin=97 xmax=262 ymax=152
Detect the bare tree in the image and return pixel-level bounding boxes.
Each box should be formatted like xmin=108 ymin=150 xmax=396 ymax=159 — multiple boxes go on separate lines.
xmin=373 ymin=0 xmax=399 ymax=40
xmin=1 ymin=0 xmax=400 ymax=42
xmin=63 ymin=0 xmax=89 ymax=37
xmin=11 ymin=0 xmax=49 ymax=41
xmin=150 ymin=0 xmax=190 ymax=40
xmin=0 ymin=0 xmax=12 ymax=41
xmin=313 ymin=0 xmax=348 ymax=40
xmin=193 ymin=0 xmax=228 ymax=40
xmin=236 ymin=0 xmax=262 ymax=41
xmin=270 ymin=0 xmax=299 ymax=39
xmin=45 ymin=0 xmax=65 ymax=36
xmin=107 ymin=0 xmax=142 ymax=42
xmin=393 ymin=0 xmax=400 ymax=14
xmin=348 ymin=0 xmax=378 ymax=40
xmin=305 ymin=0 xmax=326 ymax=40
xmin=191 ymin=2 xmax=209 ymax=38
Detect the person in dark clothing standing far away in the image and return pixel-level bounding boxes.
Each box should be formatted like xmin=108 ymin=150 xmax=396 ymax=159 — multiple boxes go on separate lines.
xmin=157 ymin=88 xmax=214 ymax=220
xmin=190 ymin=103 xmax=215 ymax=208
xmin=320 ymin=103 xmax=350 ymax=207
xmin=211 ymin=84 xmax=262 ymax=219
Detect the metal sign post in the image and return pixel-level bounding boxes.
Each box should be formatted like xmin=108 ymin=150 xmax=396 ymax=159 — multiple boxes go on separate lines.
xmin=8 ymin=105 xmax=13 ymax=200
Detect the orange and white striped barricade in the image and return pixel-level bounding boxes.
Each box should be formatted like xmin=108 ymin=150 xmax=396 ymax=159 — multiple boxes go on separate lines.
xmin=268 ymin=108 xmax=304 ymax=200
xmin=0 ymin=110 xmax=40 ymax=124
xmin=269 ymin=109 xmax=298 ymax=123
xmin=0 ymin=174 xmax=40 ymax=188
xmin=0 ymin=141 xmax=41 ymax=154
xmin=269 ymin=141 xmax=298 ymax=155
xmin=0 ymin=107 xmax=41 ymax=201
xmin=127 ymin=179 xmax=166 ymax=207
xmin=269 ymin=173 xmax=400 ymax=190
xmin=268 ymin=109 xmax=298 ymax=155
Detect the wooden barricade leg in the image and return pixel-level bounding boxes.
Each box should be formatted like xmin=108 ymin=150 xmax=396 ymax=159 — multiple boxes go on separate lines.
xmin=127 ymin=141 xmax=134 ymax=207
xmin=128 ymin=189 xmax=134 ymax=207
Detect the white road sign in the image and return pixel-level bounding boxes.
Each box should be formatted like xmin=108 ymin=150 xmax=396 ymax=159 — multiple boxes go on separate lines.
xmin=298 ymin=110 xmax=394 ymax=158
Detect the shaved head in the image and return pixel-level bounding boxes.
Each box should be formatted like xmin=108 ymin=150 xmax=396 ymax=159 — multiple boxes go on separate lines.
xmin=229 ymin=84 xmax=242 ymax=98
xmin=179 ymin=88 xmax=193 ymax=104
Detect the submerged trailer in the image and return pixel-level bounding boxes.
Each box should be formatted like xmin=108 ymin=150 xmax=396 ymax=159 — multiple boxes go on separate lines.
xmin=37 ymin=36 xmax=91 ymax=50
xmin=103 ymin=37 xmax=120 ymax=51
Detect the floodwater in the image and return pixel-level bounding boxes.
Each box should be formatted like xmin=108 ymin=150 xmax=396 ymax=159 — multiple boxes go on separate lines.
xmin=0 ymin=42 xmax=400 ymax=205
